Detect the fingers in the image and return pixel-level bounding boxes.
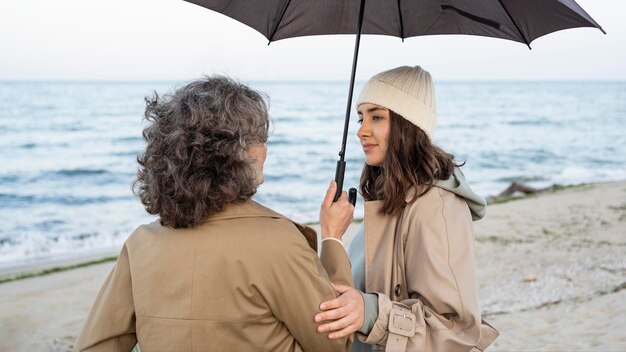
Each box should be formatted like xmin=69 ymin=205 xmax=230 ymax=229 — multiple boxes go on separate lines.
xmin=337 ymin=192 xmax=355 ymax=212
xmin=316 ymin=287 xmax=360 ymax=320
xmin=319 ymin=181 xmax=354 ymax=239
xmin=319 ymin=296 xmax=343 ymax=311
xmin=336 ymin=191 xmax=353 ymax=207
xmin=315 ymin=304 xmax=352 ymax=323
xmin=324 ymin=184 xmax=351 ymax=207
xmin=328 ymin=324 xmax=360 ymax=339
xmin=315 ymin=288 xmax=365 ymax=339
xmin=322 ymin=180 xmax=337 ymax=207
xmin=317 ymin=315 xmax=359 ymax=337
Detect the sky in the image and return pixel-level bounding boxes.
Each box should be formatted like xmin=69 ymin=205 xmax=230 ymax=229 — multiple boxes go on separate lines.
xmin=0 ymin=0 xmax=624 ymax=81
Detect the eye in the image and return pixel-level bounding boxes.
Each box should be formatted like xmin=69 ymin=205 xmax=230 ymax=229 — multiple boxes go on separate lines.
xmin=373 ymin=115 xmax=383 ymax=121
xmin=357 ymin=118 xmax=363 ymax=124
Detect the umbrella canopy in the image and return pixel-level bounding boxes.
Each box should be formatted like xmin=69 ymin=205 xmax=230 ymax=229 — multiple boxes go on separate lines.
xmin=186 ymin=0 xmax=604 ymax=45
xmin=184 ymin=0 xmax=604 ymax=201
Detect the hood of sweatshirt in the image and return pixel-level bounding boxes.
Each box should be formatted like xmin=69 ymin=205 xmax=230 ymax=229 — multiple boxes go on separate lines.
xmin=435 ymin=167 xmax=486 ymax=221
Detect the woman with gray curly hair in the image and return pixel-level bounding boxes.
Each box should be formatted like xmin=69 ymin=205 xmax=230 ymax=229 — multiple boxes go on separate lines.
xmin=74 ymin=76 xmax=356 ymax=352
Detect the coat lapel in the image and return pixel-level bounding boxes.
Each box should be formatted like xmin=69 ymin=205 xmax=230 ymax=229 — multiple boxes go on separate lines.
xmin=364 ymin=200 xmax=396 ymax=296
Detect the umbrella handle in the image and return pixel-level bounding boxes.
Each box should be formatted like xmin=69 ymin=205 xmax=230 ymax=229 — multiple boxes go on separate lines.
xmin=348 ymin=188 xmax=357 ymax=206
xmin=333 ymin=160 xmax=346 ymax=202
xmin=332 ymin=161 xmax=358 ymax=206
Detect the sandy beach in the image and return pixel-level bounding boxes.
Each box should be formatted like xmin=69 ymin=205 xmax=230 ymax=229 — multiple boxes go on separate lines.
xmin=1 ymin=181 xmax=624 ymax=351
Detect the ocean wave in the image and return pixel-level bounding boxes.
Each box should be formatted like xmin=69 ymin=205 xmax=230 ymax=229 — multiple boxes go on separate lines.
xmin=19 ymin=143 xmax=37 ymax=149
xmin=53 ymin=168 xmax=110 ymax=177
xmin=0 ymin=194 xmax=34 ymax=207
xmin=441 ymin=122 xmax=484 ymax=129
xmin=0 ymin=174 xmax=20 ymax=183
xmin=497 ymin=175 xmax=550 ymax=183
xmin=263 ymin=173 xmax=302 ymax=182
xmin=553 ymin=166 xmax=626 ymax=185
xmin=256 ymin=192 xmax=306 ymax=204
xmin=111 ymin=150 xmax=140 ymax=157
xmin=0 ymin=236 xmax=16 ymax=246
xmin=49 ymin=124 xmax=87 ymax=132
xmin=524 ymin=149 xmax=558 ymax=164
xmin=34 ymin=219 xmax=67 ymax=231
xmin=476 ymin=160 xmax=505 ymax=170
xmin=267 ymin=138 xmax=297 ymax=146
xmin=0 ymin=229 xmax=125 ymax=266
xmin=0 ymin=193 xmax=132 ymax=208
xmin=505 ymin=118 xmax=563 ymax=127
xmin=24 ymin=169 xmax=126 ymax=185
xmin=113 ymin=136 xmax=143 ymax=143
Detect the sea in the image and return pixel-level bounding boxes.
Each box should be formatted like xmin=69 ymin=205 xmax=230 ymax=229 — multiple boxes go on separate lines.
xmin=1 ymin=81 xmax=625 ymax=269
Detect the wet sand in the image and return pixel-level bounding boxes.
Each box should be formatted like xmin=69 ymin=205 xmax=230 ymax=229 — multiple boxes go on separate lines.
xmin=0 ymin=181 xmax=624 ymax=351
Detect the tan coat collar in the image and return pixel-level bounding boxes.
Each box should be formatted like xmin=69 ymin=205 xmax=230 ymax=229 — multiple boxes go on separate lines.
xmin=203 ymin=200 xmax=318 ymax=251
xmin=205 ymin=199 xmax=286 ymax=222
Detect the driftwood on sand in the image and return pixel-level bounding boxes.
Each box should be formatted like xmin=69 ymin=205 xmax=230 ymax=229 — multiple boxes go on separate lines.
xmin=497 ymin=182 xmax=550 ymax=197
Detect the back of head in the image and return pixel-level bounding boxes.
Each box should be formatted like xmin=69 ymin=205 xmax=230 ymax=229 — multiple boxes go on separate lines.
xmin=133 ymin=76 xmax=269 ymax=228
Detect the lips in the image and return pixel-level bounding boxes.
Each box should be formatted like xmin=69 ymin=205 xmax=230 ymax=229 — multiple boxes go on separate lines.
xmin=362 ymin=143 xmax=377 ymax=152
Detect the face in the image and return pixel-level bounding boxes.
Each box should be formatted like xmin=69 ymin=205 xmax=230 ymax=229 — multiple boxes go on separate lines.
xmin=357 ymin=103 xmax=390 ymax=166
xmin=247 ymin=143 xmax=267 ymax=185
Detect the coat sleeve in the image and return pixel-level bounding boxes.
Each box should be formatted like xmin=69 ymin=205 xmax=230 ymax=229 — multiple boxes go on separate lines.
xmin=361 ymin=189 xmax=492 ymax=351
xmin=319 ymin=239 xmax=353 ymax=287
xmin=258 ymin=222 xmax=354 ymax=352
xmin=74 ymin=243 xmax=137 ymax=352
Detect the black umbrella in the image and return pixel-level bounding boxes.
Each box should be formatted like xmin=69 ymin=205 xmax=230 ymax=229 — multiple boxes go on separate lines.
xmin=184 ymin=0 xmax=605 ymax=201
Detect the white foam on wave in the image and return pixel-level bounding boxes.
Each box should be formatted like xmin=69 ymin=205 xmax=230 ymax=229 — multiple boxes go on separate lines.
xmin=552 ymin=166 xmax=626 ymax=186
xmin=0 ymin=229 xmax=126 ymax=268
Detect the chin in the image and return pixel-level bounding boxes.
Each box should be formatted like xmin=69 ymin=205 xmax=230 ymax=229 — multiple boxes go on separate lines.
xmin=365 ymin=160 xmax=382 ymax=167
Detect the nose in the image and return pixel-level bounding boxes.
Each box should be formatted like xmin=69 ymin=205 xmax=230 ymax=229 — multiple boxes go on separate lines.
xmin=357 ymin=119 xmax=370 ymax=139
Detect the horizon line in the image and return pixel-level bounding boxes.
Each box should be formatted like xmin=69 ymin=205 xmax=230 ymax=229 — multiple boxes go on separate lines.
xmin=2 ymin=78 xmax=625 ymax=84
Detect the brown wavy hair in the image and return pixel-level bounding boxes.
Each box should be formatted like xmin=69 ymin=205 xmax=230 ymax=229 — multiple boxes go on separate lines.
xmin=133 ymin=76 xmax=269 ymax=228
xmin=360 ymin=110 xmax=461 ymax=215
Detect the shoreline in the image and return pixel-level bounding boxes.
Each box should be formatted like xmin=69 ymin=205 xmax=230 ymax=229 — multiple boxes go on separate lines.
xmin=0 ymin=180 xmax=618 ymax=284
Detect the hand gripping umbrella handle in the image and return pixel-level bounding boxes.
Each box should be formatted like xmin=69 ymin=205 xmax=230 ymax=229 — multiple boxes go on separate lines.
xmin=333 ymin=160 xmax=346 ymax=202
xmin=333 ymin=160 xmax=357 ymax=206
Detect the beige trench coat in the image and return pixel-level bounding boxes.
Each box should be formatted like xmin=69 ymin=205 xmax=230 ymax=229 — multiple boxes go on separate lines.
xmin=74 ymin=200 xmax=353 ymax=352
xmin=359 ymin=187 xmax=499 ymax=351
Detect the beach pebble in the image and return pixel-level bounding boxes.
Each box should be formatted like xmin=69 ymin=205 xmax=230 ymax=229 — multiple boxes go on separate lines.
xmin=523 ymin=274 xmax=538 ymax=282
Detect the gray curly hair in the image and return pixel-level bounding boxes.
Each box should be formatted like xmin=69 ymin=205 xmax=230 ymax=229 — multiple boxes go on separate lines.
xmin=133 ymin=75 xmax=269 ymax=228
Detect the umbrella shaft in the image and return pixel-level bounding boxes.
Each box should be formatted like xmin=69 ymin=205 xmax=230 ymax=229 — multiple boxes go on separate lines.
xmin=339 ymin=0 xmax=366 ymax=161
xmin=334 ymin=0 xmax=366 ymax=202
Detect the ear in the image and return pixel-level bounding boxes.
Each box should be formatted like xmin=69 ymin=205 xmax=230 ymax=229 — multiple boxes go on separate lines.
xmin=247 ymin=144 xmax=262 ymax=160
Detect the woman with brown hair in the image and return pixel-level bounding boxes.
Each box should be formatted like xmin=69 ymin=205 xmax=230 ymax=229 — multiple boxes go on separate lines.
xmin=74 ymin=76 xmax=356 ymax=352
xmin=314 ymin=66 xmax=499 ymax=351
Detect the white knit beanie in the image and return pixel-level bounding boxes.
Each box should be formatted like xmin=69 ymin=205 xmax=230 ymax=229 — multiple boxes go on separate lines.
xmin=356 ymin=65 xmax=437 ymax=139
